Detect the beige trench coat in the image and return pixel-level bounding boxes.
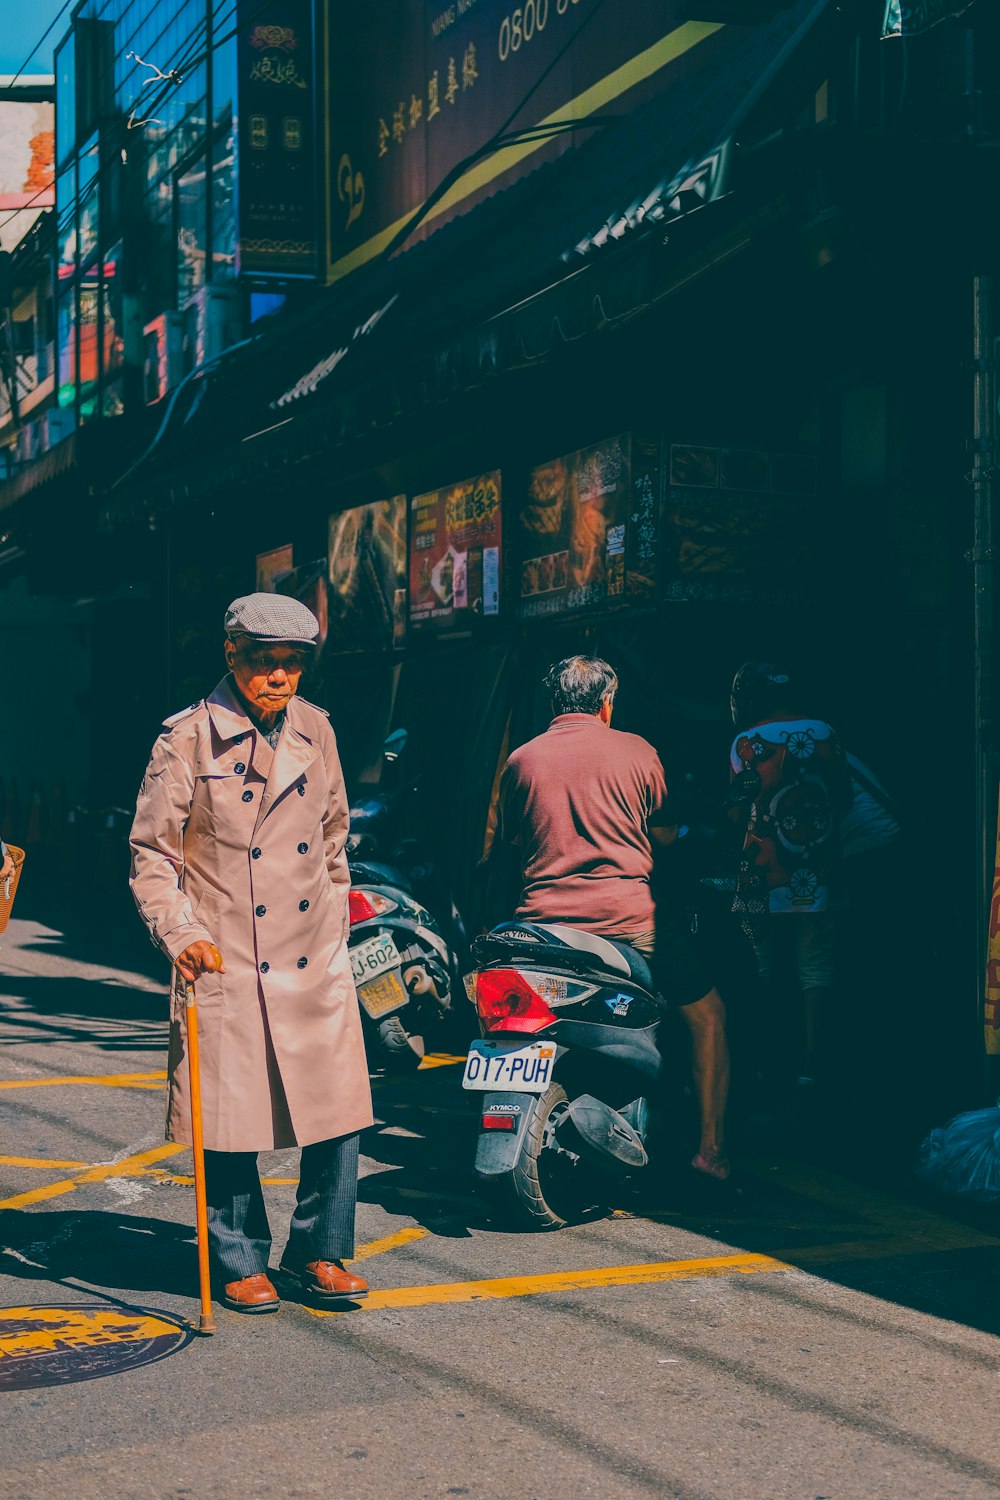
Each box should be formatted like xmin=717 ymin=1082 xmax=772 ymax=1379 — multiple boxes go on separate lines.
xmin=129 ymin=676 xmax=373 ymax=1152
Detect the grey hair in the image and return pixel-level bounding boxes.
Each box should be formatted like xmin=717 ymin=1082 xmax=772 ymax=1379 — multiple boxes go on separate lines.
xmin=544 ymin=656 xmax=619 ymax=716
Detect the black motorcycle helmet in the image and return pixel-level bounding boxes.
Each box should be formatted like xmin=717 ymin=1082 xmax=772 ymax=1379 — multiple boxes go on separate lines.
xmin=730 ymin=661 xmax=797 ymax=727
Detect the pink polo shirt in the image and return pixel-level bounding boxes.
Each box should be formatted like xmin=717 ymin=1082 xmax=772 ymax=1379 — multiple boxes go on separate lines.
xmin=497 ymin=713 xmax=668 ymax=940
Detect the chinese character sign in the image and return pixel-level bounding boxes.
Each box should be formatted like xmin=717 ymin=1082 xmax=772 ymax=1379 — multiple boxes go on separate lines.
xmin=410 ymin=470 xmax=502 ymax=629
xmin=238 ymin=0 xmax=317 ymax=275
xmin=323 ymin=1 xmax=724 ymax=283
xmin=518 ymin=435 xmax=637 ymax=619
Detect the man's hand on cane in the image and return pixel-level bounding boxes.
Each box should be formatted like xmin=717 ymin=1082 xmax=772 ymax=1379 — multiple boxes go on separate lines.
xmin=176 ymin=941 xmax=226 ymax=984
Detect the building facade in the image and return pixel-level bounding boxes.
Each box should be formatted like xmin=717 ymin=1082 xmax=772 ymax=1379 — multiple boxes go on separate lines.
xmin=0 ymin=0 xmax=998 ymax=1116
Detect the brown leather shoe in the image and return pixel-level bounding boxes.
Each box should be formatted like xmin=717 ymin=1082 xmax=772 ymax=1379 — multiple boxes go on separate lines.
xmin=279 ymin=1259 xmax=368 ymax=1303
xmin=223 ymin=1273 xmax=280 ymax=1313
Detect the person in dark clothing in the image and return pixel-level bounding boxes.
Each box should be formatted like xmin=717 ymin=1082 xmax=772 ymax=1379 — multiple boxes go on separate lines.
xmin=727 ymin=662 xmax=853 ymax=1086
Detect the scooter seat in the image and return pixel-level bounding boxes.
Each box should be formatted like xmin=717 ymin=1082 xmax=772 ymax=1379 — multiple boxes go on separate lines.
xmin=604 ymin=940 xmax=655 ymax=995
xmin=483 ymin=922 xmax=655 ymax=996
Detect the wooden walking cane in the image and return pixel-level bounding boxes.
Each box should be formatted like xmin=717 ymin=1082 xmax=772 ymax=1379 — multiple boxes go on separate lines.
xmin=185 ymin=977 xmax=218 ymax=1335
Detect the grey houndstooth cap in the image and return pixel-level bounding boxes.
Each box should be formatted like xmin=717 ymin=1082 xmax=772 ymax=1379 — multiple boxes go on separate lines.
xmin=224 ymin=592 xmax=320 ymax=645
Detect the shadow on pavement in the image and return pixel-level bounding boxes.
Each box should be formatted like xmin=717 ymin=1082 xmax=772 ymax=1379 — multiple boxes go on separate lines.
xmin=0 ymin=1206 xmax=197 ymax=1300
xmin=0 ymin=874 xmax=168 ymax=1052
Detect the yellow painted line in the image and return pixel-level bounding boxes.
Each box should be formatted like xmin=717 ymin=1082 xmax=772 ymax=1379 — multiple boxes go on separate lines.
xmin=307 ymin=1252 xmax=787 ymax=1316
xmin=0 ymin=1155 xmax=88 ymax=1170
xmin=0 ymin=1072 xmax=167 ymax=1092
xmin=0 ymin=1143 xmax=183 ymax=1211
xmin=348 ymin=1226 xmax=429 ymax=1264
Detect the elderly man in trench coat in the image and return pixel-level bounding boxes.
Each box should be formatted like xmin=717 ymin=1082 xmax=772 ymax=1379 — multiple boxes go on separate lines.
xmin=130 ymin=593 xmax=373 ymax=1313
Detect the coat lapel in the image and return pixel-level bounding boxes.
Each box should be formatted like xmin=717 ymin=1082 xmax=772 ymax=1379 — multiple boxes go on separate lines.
xmin=254 ymin=708 xmax=321 ymax=832
xmin=205 ymin=677 xmax=254 ymax=745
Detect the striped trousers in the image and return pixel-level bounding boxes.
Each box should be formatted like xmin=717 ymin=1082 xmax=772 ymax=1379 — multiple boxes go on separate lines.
xmin=204 ymin=1132 xmax=360 ymax=1282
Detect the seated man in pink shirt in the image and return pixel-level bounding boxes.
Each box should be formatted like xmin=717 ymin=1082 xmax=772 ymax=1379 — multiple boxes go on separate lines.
xmin=496 ymin=656 xmax=730 ymax=1182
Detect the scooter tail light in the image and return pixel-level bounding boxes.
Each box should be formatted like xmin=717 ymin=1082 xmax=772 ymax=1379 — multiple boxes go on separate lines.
xmin=475 ymin=968 xmax=556 ymax=1035
xmin=348 ymin=890 xmax=377 ymax=925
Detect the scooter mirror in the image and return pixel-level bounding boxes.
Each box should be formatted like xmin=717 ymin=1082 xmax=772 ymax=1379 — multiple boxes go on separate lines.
xmin=383 ymin=728 xmax=409 ymax=762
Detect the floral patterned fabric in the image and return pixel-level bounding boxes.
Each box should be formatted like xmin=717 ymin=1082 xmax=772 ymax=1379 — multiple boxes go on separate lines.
xmin=730 ymin=717 xmax=852 ymax=916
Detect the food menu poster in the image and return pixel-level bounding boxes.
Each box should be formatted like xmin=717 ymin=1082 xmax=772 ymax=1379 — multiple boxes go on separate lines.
xmin=663 ymin=443 xmax=819 ymax=601
xmin=518 ymin=434 xmax=655 ymax=619
xmin=409 ymin=470 xmax=502 ymax=630
xmin=328 ymin=497 xmax=407 ymax=652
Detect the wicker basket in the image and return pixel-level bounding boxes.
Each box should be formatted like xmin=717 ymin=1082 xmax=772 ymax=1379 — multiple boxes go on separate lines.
xmin=0 ymin=845 xmax=25 ymax=934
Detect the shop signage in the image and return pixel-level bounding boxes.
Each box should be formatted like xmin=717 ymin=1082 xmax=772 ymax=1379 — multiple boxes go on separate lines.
xmin=320 ymin=1 xmax=727 ymax=284
xmin=237 ymin=0 xmax=318 ymax=276
xmin=662 ymin=443 xmax=818 ymax=602
xmin=328 ymin=498 xmax=408 ymax=652
xmin=518 ymin=434 xmax=657 ymax=619
xmin=255 ymin=543 xmax=294 ymax=592
xmin=409 ymin=470 xmax=502 ymax=630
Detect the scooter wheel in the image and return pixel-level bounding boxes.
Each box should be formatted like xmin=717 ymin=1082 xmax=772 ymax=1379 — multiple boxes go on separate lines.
xmin=488 ymin=1082 xmax=611 ymax=1231
xmin=377 ymin=1014 xmax=424 ymax=1072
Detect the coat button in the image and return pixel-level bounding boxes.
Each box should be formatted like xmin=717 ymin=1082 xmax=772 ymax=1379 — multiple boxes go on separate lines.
xmin=235 ymin=734 xmax=246 ymax=744
xmin=242 ymin=790 xmax=254 ymax=803
xmin=251 ymin=847 xmax=262 ymax=859
xmin=256 ymin=904 xmax=266 ymax=917
xmin=297 ymin=956 xmax=308 ymax=969
xmin=299 ymin=899 xmax=310 ymax=912
xmin=260 ymin=961 xmax=270 ymax=974
xmin=235 ymin=761 xmax=246 ymax=774
xmin=297 ymin=842 xmax=308 ymax=854
xmin=297 ymin=785 xmax=305 ymax=796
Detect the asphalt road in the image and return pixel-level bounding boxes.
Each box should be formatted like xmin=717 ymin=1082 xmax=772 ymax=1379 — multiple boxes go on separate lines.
xmin=2 ymin=898 xmax=1000 ymax=1500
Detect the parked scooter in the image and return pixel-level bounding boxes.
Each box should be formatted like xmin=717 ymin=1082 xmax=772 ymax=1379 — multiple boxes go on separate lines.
xmin=347 ymin=729 xmax=469 ymax=1070
xmin=465 ymin=920 xmax=666 ymax=1228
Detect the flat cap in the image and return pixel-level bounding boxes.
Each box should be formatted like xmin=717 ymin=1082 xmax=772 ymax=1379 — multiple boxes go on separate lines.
xmin=224 ymin=592 xmax=320 ymax=645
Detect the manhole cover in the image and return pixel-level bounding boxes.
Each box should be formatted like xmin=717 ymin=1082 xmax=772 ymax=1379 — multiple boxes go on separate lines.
xmin=0 ymin=1304 xmax=192 ymax=1390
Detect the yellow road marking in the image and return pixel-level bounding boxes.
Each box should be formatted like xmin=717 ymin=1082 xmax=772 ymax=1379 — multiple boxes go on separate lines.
xmin=0 ymin=1144 xmax=182 ymax=1211
xmin=307 ymin=1252 xmax=788 ymax=1316
xmin=0 ymin=1072 xmax=167 ymax=1092
xmin=0 ymin=1156 xmax=88 ymax=1170
xmin=348 ymin=1226 xmax=429 ymax=1264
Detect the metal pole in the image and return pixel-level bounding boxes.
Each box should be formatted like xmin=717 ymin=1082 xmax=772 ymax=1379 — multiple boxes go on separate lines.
xmin=971 ymin=273 xmax=996 ymax=1087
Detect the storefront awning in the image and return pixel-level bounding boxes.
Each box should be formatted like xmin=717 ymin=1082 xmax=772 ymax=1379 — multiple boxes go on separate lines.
xmin=110 ymin=0 xmax=838 ymax=515
xmin=0 ymin=416 xmax=139 ymax=514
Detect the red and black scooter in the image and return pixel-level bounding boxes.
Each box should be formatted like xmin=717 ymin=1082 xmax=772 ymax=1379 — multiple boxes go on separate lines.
xmin=464 ymin=921 xmax=665 ymax=1229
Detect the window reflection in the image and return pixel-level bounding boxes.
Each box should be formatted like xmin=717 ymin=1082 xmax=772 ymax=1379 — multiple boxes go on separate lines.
xmin=212 ymin=129 xmax=235 ymax=282
xmin=55 ymin=32 xmax=76 ymax=167
xmin=57 ymin=290 xmax=76 ymax=409
xmin=78 ymin=274 xmax=99 ymax=418
xmin=177 ymin=150 xmax=207 ymax=303
xmin=102 ymin=243 xmax=124 ymax=374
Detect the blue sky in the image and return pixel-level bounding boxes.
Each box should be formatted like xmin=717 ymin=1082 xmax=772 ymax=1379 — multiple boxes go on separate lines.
xmin=0 ymin=0 xmax=72 ymax=75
